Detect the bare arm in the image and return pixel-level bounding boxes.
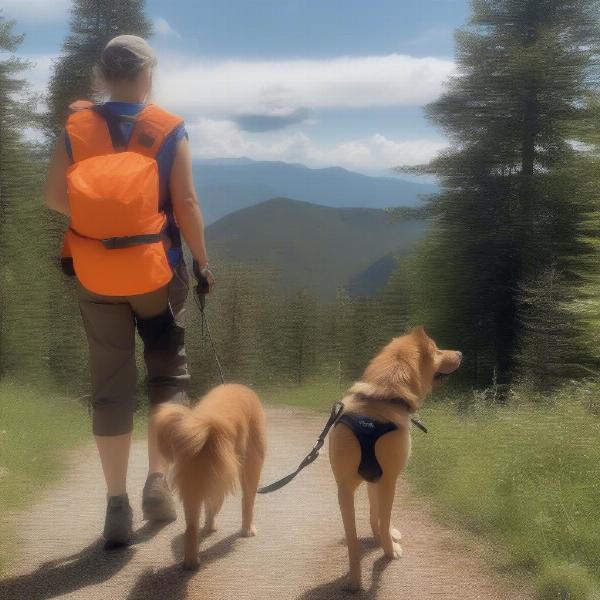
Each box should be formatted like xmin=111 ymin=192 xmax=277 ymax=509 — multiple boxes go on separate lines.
xmin=170 ymin=135 xmax=210 ymax=270
xmin=43 ymin=130 xmax=71 ymax=216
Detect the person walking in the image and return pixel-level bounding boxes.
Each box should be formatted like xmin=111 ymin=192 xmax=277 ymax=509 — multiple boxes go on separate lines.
xmin=44 ymin=35 xmax=214 ymax=546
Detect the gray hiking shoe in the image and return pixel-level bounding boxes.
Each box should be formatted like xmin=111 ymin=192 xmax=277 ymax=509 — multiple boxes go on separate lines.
xmin=142 ymin=472 xmax=177 ymax=522
xmin=103 ymin=494 xmax=133 ymax=548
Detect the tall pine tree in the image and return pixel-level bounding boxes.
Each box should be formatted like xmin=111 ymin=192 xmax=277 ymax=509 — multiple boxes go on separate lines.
xmin=0 ymin=12 xmax=49 ymax=380
xmin=402 ymin=0 xmax=600 ymax=390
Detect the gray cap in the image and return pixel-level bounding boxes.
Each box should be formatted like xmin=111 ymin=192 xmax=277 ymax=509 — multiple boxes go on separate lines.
xmin=99 ymin=35 xmax=157 ymax=80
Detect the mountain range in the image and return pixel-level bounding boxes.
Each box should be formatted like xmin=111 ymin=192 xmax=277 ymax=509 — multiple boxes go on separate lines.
xmin=193 ymin=157 xmax=437 ymax=224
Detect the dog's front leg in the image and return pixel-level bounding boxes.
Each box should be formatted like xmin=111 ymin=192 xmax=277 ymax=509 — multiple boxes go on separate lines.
xmin=338 ymin=484 xmax=361 ymax=591
xmin=377 ymin=477 xmax=402 ymax=559
xmin=183 ymin=497 xmax=201 ymax=570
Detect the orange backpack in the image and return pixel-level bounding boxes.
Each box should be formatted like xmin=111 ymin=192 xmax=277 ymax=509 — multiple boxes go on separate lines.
xmin=61 ymin=102 xmax=183 ymax=296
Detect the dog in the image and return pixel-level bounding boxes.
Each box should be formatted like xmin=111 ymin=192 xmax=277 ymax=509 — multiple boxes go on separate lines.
xmin=328 ymin=327 xmax=462 ymax=590
xmin=155 ymin=383 xmax=267 ymax=569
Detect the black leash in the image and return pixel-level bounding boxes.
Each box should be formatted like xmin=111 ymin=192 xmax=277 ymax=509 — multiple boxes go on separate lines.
xmin=257 ymin=401 xmax=345 ymax=494
xmin=192 ymin=265 xmax=226 ymax=385
xmin=412 ymin=418 xmax=428 ymax=434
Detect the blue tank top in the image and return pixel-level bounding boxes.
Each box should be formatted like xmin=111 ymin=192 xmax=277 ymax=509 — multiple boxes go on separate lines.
xmin=65 ymin=102 xmax=187 ymax=267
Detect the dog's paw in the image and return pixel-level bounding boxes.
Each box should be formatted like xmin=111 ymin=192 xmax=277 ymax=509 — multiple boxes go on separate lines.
xmin=384 ymin=542 xmax=403 ymax=560
xmin=391 ymin=527 xmax=402 ymax=542
xmin=344 ymin=576 xmax=362 ymax=593
xmin=202 ymin=522 xmax=218 ymax=536
xmin=241 ymin=524 xmax=257 ymax=537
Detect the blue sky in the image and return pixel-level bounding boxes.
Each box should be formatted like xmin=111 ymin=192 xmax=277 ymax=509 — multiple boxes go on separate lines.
xmin=5 ymin=0 xmax=470 ymax=174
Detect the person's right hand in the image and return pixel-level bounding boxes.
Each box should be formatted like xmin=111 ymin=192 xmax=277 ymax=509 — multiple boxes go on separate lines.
xmin=193 ymin=261 xmax=215 ymax=295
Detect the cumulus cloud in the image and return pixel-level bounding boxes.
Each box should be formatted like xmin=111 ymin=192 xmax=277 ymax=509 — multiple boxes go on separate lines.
xmin=186 ymin=118 xmax=447 ymax=171
xmin=154 ymin=53 xmax=455 ymax=120
xmin=1 ymin=0 xmax=69 ymax=22
xmin=18 ymin=50 xmax=451 ymax=170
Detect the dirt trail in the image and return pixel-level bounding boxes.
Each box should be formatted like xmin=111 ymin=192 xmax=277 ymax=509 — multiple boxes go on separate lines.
xmin=1 ymin=406 xmax=531 ymax=599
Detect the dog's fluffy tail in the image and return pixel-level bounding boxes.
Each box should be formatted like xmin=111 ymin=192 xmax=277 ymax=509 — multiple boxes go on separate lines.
xmin=154 ymin=404 xmax=239 ymax=504
xmin=154 ymin=403 xmax=200 ymax=463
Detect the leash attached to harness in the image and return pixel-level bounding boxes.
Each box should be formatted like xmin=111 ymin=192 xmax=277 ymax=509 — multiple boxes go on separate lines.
xmin=257 ymin=401 xmax=428 ymax=494
xmin=257 ymin=401 xmax=345 ymax=494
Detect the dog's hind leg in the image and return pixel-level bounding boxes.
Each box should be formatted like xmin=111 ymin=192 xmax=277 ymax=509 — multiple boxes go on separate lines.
xmin=368 ymin=483 xmax=401 ymax=544
xmin=203 ymin=497 xmax=224 ymax=535
xmin=377 ymin=477 xmax=402 ymax=559
xmin=367 ymin=482 xmax=380 ymax=540
xmin=183 ymin=495 xmax=201 ymax=570
xmin=338 ymin=483 xmax=362 ymax=591
xmin=240 ymin=445 xmax=263 ymax=537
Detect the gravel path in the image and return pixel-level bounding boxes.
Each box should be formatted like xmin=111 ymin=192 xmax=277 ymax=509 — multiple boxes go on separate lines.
xmin=0 ymin=406 xmax=531 ymax=599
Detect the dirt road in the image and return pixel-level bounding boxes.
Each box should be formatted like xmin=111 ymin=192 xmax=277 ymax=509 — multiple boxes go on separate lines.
xmin=0 ymin=406 xmax=531 ymax=599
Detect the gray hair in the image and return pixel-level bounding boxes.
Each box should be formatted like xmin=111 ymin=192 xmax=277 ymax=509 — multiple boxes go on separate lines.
xmin=96 ymin=35 xmax=157 ymax=82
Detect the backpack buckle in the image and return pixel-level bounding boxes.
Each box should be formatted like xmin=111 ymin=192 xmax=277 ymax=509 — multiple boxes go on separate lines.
xmin=101 ymin=237 xmax=120 ymax=250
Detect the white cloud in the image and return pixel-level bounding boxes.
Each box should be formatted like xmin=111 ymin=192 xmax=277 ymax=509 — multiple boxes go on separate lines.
xmin=154 ymin=52 xmax=455 ymax=119
xmin=16 ymin=50 xmax=451 ymax=171
xmin=1 ymin=0 xmax=69 ymax=22
xmin=154 ymin=17 xmax=180 ymax=38
xmin=186 ymin=118 xmax=447 ymax=171
xmin=23 ymin=54 xmax=56 ymax=95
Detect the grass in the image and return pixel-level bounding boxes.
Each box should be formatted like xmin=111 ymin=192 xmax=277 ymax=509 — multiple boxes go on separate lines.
xmin=259 ymin=379 xmax=346 ymax=411
xmin=264 ymin=380 xmax=600 ymax=599
xmin=0 ymin=380 xmax=89 ymax=575
xmin=407 ymin=393 xmax=600 ymax=599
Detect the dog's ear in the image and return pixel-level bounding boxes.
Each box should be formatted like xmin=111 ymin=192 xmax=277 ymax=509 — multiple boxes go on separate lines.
xmin=409 ymin=326 xmax=429 ymax=342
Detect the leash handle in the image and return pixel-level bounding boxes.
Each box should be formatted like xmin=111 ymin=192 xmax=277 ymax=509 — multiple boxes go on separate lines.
xmin=193 ymin=260 xmax=211 ymax=294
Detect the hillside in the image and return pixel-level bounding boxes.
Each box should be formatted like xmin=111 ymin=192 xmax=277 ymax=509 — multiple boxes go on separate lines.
xmin=194 ymin=158 xmax=437 ymax=223
xmin=205 ymin=197 xmax=427 ymax=299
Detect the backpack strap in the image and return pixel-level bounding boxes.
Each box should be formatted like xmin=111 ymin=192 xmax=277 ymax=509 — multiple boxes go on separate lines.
xmin=127 ymin=104 xmax=184 ymax=158
xmin=65 ymin=108 xmax=114 ymax=163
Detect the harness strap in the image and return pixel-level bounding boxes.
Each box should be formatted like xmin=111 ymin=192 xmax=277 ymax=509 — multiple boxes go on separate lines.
xmin=91 ymin=105 xmax=132 ymax=151
xmin=352 ymin=389 xmax=428 ymax=433
xmin=69 ymin=227 xmax=162 ymax=249
xmin=257 ymin=401 xmax=345 ymax=494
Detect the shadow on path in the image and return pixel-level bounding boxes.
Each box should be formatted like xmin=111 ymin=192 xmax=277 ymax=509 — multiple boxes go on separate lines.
xmin=297 ymin=539 xmax=392 ymax=600
xmin=0 ymin=522 xmax=167 ymax=600
xmin=126 ymin=532 xmax=240 ymax=600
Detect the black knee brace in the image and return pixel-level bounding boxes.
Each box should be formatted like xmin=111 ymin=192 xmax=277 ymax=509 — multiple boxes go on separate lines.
xmin=136 ymin=308 xmax=184 ymax=353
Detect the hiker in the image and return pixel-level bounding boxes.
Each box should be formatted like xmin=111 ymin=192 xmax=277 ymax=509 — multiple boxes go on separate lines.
xmin=43 ymin=35 xmax=214 ymax=546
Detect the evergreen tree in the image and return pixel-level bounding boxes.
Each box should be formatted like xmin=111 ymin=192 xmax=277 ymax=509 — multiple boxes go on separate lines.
xmin=401 ymin=0 xmax=600 ymax=389
xmin=280 ymin=289 xmax=319 ymax=385
xmin=0 ymin=12 xmax=49 ymax=379
xmin=45 ymin=0 xmax=152 ymax=138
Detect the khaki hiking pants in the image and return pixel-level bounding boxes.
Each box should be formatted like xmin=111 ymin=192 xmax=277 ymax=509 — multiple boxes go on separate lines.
xmin=77 ymin=261 xmax=190 ymax=436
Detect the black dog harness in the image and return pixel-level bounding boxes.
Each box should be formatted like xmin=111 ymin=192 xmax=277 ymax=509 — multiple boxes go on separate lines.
xmin=257 ymin=392 xmax=427 ymax=494
xmin=336 ymin=414 xmax=398 ymax=483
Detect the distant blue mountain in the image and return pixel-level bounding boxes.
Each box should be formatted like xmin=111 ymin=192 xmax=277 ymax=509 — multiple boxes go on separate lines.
xmin=193 ymin=157 xmax=437 ymax=224
xmin=206 ymin=197 xmax=427 ymax=299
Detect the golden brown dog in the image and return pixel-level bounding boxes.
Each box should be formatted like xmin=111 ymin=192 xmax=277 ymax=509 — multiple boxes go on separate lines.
xmin=329 ymin=327 xmax=462 ymax=590
xmin=155 ymin=383 xmax=266 ymax=569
